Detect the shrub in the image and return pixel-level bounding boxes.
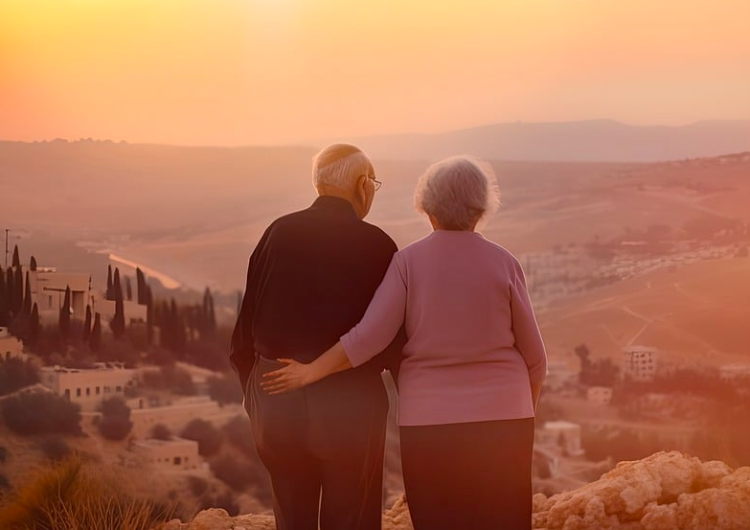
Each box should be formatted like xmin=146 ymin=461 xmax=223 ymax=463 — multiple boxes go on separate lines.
xmin=0 ymin=357 xmax=40 ymax=396
xmin=207 ymin=373 xmax=243 ymax=406
xmin=141 ymin=365 xmax=195 ymax=395
xmin=212 ymin=489 xmax=240 ymax=516
xmin=98 ymin=397 xmax=133 ymax=441
xmin=186 ymin=476 xmax=209 ymax=497
xmin=150 ymin=424 xmax=172 ymax=441
xmin=1 ymin=392 xmax=82 ymax=436
xmin=181 ymin=419 xmax=222 ymax=457
xmin=39 ymin=436 xmax=72 ymax=461
xmin=209 ymin=454 xmax=259 ymax=492
xmin=222 ymin=415 xmax=255 ymax=458
xmin=0 ymin=457 xmax=178 ymax=529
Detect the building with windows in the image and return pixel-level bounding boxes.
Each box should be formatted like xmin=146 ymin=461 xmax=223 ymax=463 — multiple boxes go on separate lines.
xmin=539 ymin=421 xmax=585 ymax=457
xmin=586 ymin=386 xmax=613 ymax=407
xmin=128 ymin=395 xmax=240 ymax=438
xmin=0 ymin=327 xmax=26 ymax=360
xmin=40 ymin=363 xmax=136 ymax=411
xmin=622 ymin=345 xmax=658 ymax=382
xmin=133 ymin=437 xmax=201 ymax=471
xmin=27 ymin=268 xmax=91 ymax=325
xmin=719 ymin=363 xmax=750 ymax=381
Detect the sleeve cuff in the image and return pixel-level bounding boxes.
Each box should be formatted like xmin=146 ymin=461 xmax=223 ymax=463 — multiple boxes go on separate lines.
xmin=340 ymin=332 xmax=369 ymax=368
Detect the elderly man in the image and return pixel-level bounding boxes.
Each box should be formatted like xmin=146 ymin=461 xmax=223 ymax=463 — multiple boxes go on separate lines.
xmin=230 ymin=144 xmax=402 ymax=530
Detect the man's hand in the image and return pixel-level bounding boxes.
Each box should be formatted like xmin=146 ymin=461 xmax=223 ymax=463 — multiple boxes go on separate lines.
xmin=260 ymin=359 xmax=317 ymax=395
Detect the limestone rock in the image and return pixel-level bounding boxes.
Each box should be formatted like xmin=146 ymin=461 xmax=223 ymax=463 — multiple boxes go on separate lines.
xmin=159 ymin=452 xmax=750 ymax=530
xmin=536 ymin=451 xmax=748 ymax=530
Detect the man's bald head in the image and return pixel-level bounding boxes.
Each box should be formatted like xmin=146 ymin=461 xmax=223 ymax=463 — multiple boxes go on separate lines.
xmin=312 ymin=144 xmax=374 ymax=191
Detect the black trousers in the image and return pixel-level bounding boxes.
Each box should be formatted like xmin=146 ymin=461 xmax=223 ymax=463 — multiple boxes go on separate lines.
xmin=246 ymin=355 xmax=389 ymax=530
xmin=400 ymin=418 xmax=535 ymax=530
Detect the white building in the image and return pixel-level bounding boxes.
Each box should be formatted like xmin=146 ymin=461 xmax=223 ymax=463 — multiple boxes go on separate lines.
xmin=719 ymin=363 xmax=750 ymax=381
xmin=27 ymin=264 xmax=147 ymax=328
xmin=0 ymin=327 xmax=26 ymax=360
xmin=128 ymin=395 xmax=241 ymax=438
xmin=28 ymin=268 xmax=91 ymax=325
xmin=586 ymin=386 xmax=613 ymax=407
xmin=95 ymin=297 xmax=148 ymax=324
xmin=545 ymin=359 xmax=577 ymax=391
xmin=133 ymin=437 xmax=201 ymax=471
xmin=40 ymin=362 xmax=136 ymax=411
xmin=622 ymin=346 xmax=658 ymax=382
xmin=541 ymin=421 xmax=585 ymax=457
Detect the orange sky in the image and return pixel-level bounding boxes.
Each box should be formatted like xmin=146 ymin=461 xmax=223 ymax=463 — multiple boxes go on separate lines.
xmin=1 ymin=0 xmax=749 ymax=145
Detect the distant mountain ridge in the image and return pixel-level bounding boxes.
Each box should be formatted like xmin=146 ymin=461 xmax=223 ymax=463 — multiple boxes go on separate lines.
xmin=3 ymin=119 xmax=749 ymax=163
xmin=340 ymin=119 xmax=750 ymax=162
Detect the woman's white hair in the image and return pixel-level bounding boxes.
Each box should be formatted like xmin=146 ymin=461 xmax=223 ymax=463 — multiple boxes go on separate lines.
xmin=312 ymin=144 xmax=374 ymax=190
xmin=414 ymin=156 xmax=500 ymax=230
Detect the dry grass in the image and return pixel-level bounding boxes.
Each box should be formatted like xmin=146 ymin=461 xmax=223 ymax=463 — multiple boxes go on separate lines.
xmin=0 ymin=456 xmax=178 ymax=530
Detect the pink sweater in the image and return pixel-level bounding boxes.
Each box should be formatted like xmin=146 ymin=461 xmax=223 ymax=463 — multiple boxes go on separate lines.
xmin=341 ymin=230 xmax=548 ymax=427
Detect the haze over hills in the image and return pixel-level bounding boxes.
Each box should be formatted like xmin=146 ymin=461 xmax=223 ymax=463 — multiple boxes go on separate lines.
xmin=343 ymin=119 xmax=750 ymax=162
xmin=2 ymin=137 xmax=750 ymax=294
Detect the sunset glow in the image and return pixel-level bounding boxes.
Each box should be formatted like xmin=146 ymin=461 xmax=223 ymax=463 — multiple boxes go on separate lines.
xmin=1 ymin=0 xmax=749 ymax=145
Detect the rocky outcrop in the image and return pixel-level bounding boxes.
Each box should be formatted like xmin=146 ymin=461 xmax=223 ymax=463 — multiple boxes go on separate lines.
xmin=160 ymin=452 xmax=750 ymax=530
xmin=533 ymin=451 xmax=750 ymax=530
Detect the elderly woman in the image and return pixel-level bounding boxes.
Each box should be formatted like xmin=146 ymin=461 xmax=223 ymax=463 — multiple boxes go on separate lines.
xmin=262 ymin=156 xmax=547 ymax=530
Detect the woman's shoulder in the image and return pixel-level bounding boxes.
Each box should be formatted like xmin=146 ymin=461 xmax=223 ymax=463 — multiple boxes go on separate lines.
xmin=476 ymin=235 xmax=521 ymax=264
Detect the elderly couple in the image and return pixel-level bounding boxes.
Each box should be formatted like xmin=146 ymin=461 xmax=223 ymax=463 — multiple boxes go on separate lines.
xmin=230 ymin=144 xmax=547 ymax=530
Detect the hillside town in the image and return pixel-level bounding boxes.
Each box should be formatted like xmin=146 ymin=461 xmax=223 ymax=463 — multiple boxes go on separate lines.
xmin=3 ymin=206 xmax=750 ymax=519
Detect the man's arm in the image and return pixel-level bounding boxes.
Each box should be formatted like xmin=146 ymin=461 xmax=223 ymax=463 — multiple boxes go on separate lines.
xmin=229 ymin=228 xmax=272 ymax=393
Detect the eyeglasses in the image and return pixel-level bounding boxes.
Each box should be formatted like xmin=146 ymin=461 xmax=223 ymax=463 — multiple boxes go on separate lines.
xmin=368 ymin=176 xmax=382 ymax=191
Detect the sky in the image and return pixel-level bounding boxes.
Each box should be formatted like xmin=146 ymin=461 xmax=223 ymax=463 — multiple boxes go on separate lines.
xmin=1 ymin=0 xmax=749 ymax=146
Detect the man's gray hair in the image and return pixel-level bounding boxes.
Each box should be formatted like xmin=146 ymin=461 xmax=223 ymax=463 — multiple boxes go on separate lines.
xmin=312 ymin=144 xmax=374 ymax=190
xmin=414 ymin=156 xmax=500 ymax=230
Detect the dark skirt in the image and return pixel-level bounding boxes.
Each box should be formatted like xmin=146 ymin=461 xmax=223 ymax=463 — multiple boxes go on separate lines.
xmin=399 ymin=417 xmax=535 ymax=530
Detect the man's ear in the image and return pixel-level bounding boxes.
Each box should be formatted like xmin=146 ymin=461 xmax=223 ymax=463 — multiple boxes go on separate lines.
xmin=355 ymin=174 xmax=367 ymax=199
xmin=353 ymin=175 xmax=368 ymax=218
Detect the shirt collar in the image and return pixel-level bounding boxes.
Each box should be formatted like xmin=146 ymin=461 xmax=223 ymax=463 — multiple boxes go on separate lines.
xmin=310 ymin=196 xmax=359 ymax=218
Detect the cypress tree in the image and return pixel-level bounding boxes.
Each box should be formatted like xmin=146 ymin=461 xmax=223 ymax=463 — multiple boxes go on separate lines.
xmin=12 ymin=245 xmax=20 ymax=268
xmin=13 ymin=266 xmax=23 ymax=316
xmin=22 ymin=271 xmax=32 ymax=317
xmin=82 ymin=304 xmax=92 ymax=343
xmin=4 ymin=268 xmax=13 ymax=318
xmin=30 ymin=256 xmax=37 ymax=272
xmin=90 ymin=313 xmax=102 ymax=352
xmin=0 ymin=265 xmax=7 ymax=326
xmin=125 ymin=276 xmax=133 ymax=302
xmin=202 ymin=287 xmax=216 ymax=338
xmin=59 ymin=286 xmax=71 ymax=341
xmin=146 ymin=285 xmax=154 ymax=345
xmin=106 ymin=265 xmax=113 ymax=300
xmin=208 ymin=291 xmax=216 ymax=334
xmin=110 ymin=268 xmax=125 ymax=339
xmin=136 ymin=268 xmax=145 ymax=305
xmin=28 ymin=303 xmax=40 ymax=348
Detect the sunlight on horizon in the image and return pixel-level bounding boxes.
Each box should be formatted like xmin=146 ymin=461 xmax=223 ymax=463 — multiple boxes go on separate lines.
xmin=1 ymin=0 xmax=749 ymax=145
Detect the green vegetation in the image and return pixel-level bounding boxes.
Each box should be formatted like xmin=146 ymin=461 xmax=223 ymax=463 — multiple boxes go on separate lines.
xmin=150 ymin=424 xmax=173 ymax=441
xmin=1 ymin=392 xmax=82 ymax=436
xmin=97 ymin=397 xmax=133 ymax=441
xmin=141 ymin=365 xmax=195 ymax=395
xmin=0 ymin=357 xmax=39 ymax=396
xmin=207 ymin=373 xmax=243 ymax=406
xmin=0 ymin=457 xmax=178 ymax=530
xmin=181 ymin=419 xmax=222 ymax=457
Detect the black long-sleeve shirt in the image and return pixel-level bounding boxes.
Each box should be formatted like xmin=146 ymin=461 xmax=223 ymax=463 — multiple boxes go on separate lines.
xmin=230 ymin=196 xmax=403 ymax=392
